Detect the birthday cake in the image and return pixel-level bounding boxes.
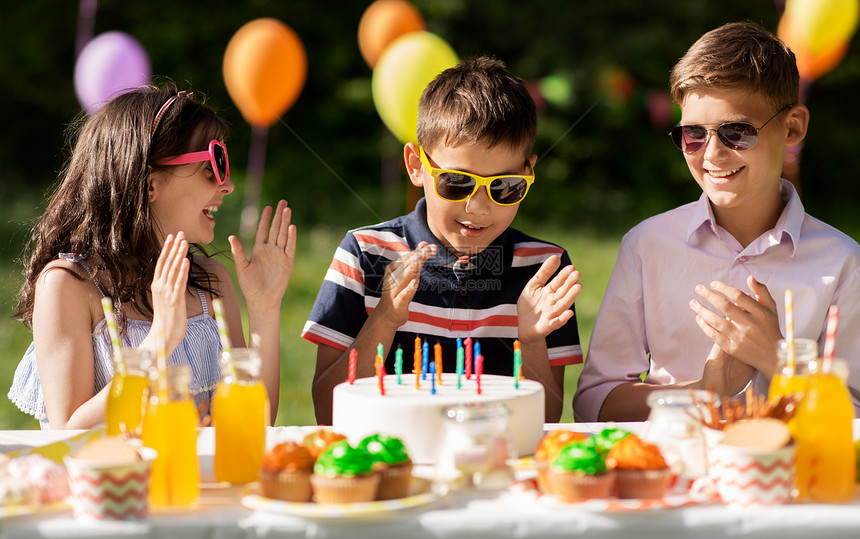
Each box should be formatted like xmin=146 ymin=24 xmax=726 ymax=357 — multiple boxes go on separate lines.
xmin=332 ymin=373 xmax=545 ymax=463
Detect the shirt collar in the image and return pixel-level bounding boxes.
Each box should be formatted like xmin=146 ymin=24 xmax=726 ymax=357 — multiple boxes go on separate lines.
xmin=410 ymin=197 xmax=512 ymax=271
xmin=686 ymin=178 xmax=804 ymax=255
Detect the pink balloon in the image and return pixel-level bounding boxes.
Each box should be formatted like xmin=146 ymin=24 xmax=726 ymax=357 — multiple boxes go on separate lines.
xmin=74 ymin=31 xmax=151 ymax=115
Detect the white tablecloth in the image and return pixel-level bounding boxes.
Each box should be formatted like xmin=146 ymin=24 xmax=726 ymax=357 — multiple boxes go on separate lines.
xmin=2 ymin=423 xmax=860 ymax=539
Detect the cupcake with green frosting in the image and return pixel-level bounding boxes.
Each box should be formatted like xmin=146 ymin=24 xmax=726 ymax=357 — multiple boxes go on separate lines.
xmin=589 ymin=428 xmax=632 ymax=455
xmin=548 ymin=439 xmax=616 ymax=501
xmin=358 ymin=434 xmax=414 ymax=500
xmin=310 ymin=441 xmax=380 ymax=503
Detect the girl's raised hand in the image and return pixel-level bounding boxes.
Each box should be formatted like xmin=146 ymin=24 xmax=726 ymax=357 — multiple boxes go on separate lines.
xmin=229 ymin=200 xmax=297 ymax=311
xmin=151 ymin=232 xmax=190 ymax=352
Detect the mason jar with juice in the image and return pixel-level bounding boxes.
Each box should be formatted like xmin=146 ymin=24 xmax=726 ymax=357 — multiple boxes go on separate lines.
xmin=793 ymin=357 xmax=856 ymax=502
xmin=105 ymin=348 xmax=152 ymax=437
xmin=768 ymin=338 xmax=818 ymax=402
xmin=142 ymin=363 xmax=199 ymax=506
xmin=212 ymin=348 xmax=269 ymax=483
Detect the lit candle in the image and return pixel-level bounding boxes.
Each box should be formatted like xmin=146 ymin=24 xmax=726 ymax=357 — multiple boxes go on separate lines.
xmin=456 ymin=338 xmax=464 ymax=389
xmin=430 ymin=361 xmax=436 ymax=395
xmin=513 ymin=339 xmax=522 ymax=388
xmin=414 ymin=337 xmax=421 ymax=389
xmin=434 ymin=342 xmax=443 ymax=385
xmin=422 ymin=341 xmax=429 ymax=380
xmin=348 ymin=348 xmax=357 ymax=384
xmin=476 ymin=353 xmax=484 ymax=395
xmin=377 ymin=342 xmax=384 ymax=359
xmin=464 ymin=337 xmax=473 ymax=379
xmin=375 ymin=352 xmax=385 ymax=396
xmin=395 ymin=345 xmax=403 ymax=384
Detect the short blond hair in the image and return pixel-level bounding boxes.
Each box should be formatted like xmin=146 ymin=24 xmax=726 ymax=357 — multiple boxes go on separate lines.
xmin=670 ymin=22 xmax=799 ymax=110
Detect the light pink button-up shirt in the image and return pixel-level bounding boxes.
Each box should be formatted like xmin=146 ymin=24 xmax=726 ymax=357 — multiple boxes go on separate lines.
xmin=574 ymin=180 xmax=860 ymax=422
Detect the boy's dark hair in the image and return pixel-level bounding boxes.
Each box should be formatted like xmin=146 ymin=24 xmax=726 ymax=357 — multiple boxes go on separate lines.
xmin=416 ymin=56 xmax=536 ymax=156
xmin=670 ymin=22 xmax=800 ymax=110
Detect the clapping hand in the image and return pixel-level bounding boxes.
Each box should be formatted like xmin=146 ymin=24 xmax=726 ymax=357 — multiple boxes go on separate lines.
xmin=517 ymin=255 xmax=582 ymax=343
xmin=229 ymin=200 xmax=297 ymax=311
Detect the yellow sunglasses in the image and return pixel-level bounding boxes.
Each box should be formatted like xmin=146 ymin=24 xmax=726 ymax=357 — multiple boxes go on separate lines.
xmin=419 ymin=147 xmax=534 ymax=206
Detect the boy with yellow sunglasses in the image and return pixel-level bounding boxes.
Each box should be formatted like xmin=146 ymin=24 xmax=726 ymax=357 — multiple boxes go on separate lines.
xmin=304 ymin=56 xmax=583 ymax=424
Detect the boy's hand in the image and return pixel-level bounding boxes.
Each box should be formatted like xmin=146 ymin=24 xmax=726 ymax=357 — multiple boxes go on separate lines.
xmin=229 ymin=200 xmax=297 ymax=311
xmin=700 ymin=343 xmax=755 ymax=397
xmin=374 ymin=242 xmax=437 ymax=329
xmin=689 ymin=275 xmax=782 ymax=378
xmin=151 ymin=232 xmax=190 ymax=352
xmin=517 ymin=255 xmax=582 ymax=343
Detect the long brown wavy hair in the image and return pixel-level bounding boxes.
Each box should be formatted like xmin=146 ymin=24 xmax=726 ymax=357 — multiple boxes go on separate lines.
xmin=15 ymin=85 xmax=228 ymax=332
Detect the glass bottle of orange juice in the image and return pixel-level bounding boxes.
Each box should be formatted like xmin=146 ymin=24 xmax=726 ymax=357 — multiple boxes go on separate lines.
xmin=105 ymin=348 xmax=152 ymax=436
xmin=213 ymin=348 xmax=269 ymax=483
xmin=768 ymin=338 xmax=818 ymax=402
xmin=793 ymin=358 xmax=856 ymax=502
xmin=142 ymin=364 xmax=199 ymax=506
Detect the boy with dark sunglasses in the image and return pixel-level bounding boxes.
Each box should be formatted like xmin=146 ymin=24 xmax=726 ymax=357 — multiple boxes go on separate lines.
xmin=574 ymin=22 xmax=860 ymax=422
xmin=304 ymin=56 xmax=583 ymax=424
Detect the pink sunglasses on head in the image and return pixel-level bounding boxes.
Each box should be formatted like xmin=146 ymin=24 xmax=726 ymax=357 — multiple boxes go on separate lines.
xmin=157 ymin=139 xmax=230 ymax=184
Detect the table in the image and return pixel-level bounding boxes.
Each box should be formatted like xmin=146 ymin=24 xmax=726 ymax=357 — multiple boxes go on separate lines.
xmin=2 ymin=423 xmax=860 ymax=539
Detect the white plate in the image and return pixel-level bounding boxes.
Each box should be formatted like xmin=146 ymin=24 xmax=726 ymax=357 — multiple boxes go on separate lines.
xmin=241 ymin=477 xmax=445 ymax=520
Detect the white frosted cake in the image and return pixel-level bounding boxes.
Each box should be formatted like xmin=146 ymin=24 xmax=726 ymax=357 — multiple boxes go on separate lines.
xmin=332 ymin=373 xmax=545 ymax=463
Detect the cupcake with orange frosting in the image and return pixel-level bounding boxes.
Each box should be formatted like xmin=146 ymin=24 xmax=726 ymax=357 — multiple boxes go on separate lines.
xmin=534 ymin=430 xmax=588 ymax=493
xmin=260 ymin=441 xmax=315 ymax=502
xmin=548 ymin=440 xmax=615 ymax=501
xmin=303 ymin=429 xmax=347 ymax=460
xmin=606 ymin=434 xmax=672 ymax=499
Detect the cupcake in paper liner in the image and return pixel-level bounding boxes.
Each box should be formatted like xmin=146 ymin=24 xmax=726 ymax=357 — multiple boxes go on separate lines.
xmin=259 ymin=441 xmax=314 ymax=502
xmin=311 ymin=441 xmax=380 ymax=503
xmin=303 ymin=429 xmax=347 ymax=460
xmin=548 ymin=440 xmax=615 ymax=501
xmin=534 ymin=430 xmax=589 ymax=494
xmin=64 ymin=436 xmax=155 ymax=521
xmin=358 ymin=434 xmax=413 ymax=500
xmin=606 ymin=434 xmax=673 ymax=499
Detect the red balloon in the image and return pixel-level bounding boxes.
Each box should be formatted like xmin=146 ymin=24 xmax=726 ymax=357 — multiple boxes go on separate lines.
xmin=223 ymin=18 xmax=307 ymax=127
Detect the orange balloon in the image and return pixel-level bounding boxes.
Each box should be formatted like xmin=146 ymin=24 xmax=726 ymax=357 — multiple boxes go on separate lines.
xmin=223 ymin=18 xmax=307 ymax=127
xmin=779 ymin=14 xmax=850 ymax=80
xmin=358 ymin=0 xmax=425 ymax=68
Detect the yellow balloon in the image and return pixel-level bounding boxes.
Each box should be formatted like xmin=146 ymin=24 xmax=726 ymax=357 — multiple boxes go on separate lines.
xmin=371 ymin=31 xmax=458 ymax=143
xmin=785 ymin=0 xmax=859 ymax=54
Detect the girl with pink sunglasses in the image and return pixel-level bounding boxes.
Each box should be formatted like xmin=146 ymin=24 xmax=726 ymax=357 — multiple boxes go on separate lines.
xmin=9 ymin=86 xmax=296 ymax=429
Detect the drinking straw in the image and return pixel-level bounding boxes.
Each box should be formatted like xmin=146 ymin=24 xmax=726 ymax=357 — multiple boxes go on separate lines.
xmin=784 ymin=290 xmax=795 ymax=375
xmin=155 ymin=316 xmax=168 ymax=400
xmin=212 ymin=298 xmax=237 ymax=380
xmin=100 ymin=297 xmax=125 ymax=374
xmin=822 ymin=305 xmax=839 ymax=374
xmin=212 ymin=299 xmax=232 ymax=354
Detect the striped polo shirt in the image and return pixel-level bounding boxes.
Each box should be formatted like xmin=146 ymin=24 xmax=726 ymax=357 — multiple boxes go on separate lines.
xmin=302 ymin=198 xmax=582 ymax=375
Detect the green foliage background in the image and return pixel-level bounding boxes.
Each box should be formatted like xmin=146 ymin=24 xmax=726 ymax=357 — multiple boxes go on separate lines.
xmin=1 ymin=1 xmax=858 ymax=429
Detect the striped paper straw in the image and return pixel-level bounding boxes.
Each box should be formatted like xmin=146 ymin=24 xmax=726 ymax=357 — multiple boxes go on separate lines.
xmin=822 ymin=305 xmax=839 ymax=374
xmin=784 ymin=290 xmax=795 ymax=374
xmin=100 ymin=298 xmax=125 ymax=374
xmin=155 ymin=316 xmax=168 ymax=400
xmin=212 ymin=298 xmax=237 ymax=380
xmin=212 ymin=299 xmax=232 ymax=354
